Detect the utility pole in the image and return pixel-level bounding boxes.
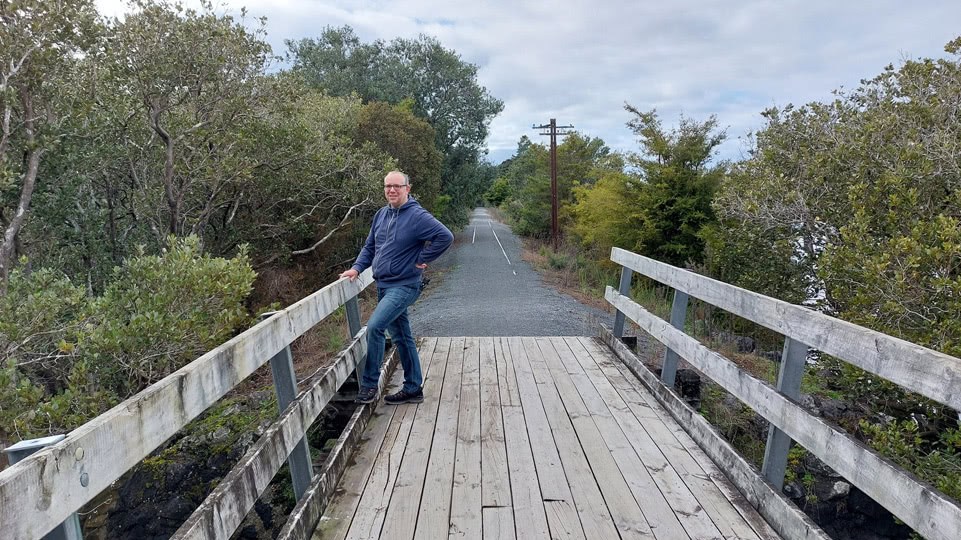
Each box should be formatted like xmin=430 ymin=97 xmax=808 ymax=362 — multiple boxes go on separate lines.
xmin=533 ymin=119 xmax=573 ymax=250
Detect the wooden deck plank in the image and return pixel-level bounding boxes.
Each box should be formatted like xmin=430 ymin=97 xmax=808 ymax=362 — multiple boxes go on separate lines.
xmin=318 ymin=336 xmax=784 ymax=540
xmin=484 ymin=507 xmax=516 ymax=540
xmin=532 ymin=338 xmax=653 ymax=540
xmin=376 ymin=338 xmax=454 ymax=540
xmin=315 ymin=339 xmax=436 ymax=540
xmin=480 ymin=337 xmax=512 ymax=508
xmin=559 ymin=337 xmax=723 ymax=540
xmin=450 ymin=338 xmax=483 ymax=539
xmin=520 ymin=338 xmax=621 ymax=540
xmin=506 ymin=337 xmax=571 ymax=502
xmin=543 ymin=501 xmax=586 ymax=540
xmin=579 ymin=337 xmax=772 ymax=540
xmin=344 ymin=338 xmax=447 ymax=540
xmin=411 ymin=337 xmax=466 ymax=540
xmin=502 ymin=405 xmax=551 ymax=540
xmin=495 ymin=337 xmax=522 ymax=407
xmin=507 ymin=337 xmax=584 ymax=540
xmin=548 ymin=337 xmax=696 ymax=540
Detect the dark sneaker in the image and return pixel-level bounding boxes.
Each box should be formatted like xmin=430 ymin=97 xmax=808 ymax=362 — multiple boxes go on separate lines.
xmin=384 ymin=389 xmax=424 ymax=405
xmin=355 ymin=386 xmax=377 ymax=404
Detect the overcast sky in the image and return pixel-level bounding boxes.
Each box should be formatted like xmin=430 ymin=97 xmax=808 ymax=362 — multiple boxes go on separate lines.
xmin=96 ymin=0 xmax=961 ymax=164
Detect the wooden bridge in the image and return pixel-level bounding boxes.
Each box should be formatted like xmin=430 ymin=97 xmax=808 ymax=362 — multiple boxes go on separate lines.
xmin=2 ymin=247 xmax=961 ymax=540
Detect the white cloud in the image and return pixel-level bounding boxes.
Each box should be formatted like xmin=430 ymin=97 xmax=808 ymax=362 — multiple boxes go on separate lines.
xmin=96 ymin=0 xmax=961 ymax=163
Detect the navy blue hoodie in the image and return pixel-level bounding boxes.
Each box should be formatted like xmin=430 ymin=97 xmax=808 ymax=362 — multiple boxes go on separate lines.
xmin=351 ymin=196 xmax=454 ymax=288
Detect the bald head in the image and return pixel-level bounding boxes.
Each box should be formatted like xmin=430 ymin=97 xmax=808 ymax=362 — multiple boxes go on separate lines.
xmin=383 ymin=170 xmax=412 ymax=208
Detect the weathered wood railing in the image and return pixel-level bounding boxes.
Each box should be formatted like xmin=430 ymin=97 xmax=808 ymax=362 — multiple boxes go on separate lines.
xmin=605 ymin=246 xmax=961 ymax=540
xmin=0 ymin=269 xmax=377 ymax=540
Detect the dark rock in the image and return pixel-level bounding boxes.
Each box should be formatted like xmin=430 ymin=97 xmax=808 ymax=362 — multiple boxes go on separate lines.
xmin=800 ymin=393 xmax=822 ymax=417
xmin=783 ymin=482 xmax=803 ymax=500
xmin=760 ymin=350 xmax=781 ymax=363
xmin=715 ymin=332 xmax=756 ymax=353
xmin=163 ymin=462 xmax=192 ymax=491
xmin=255 ymin=500 xmax=274 ymax=530
xmin=651 ymin=368 xmax=701 ymax=408
xmin=239 ymin=525 xmax=259 ymax=539
xmin=848 ymin=488 xmax=887 ymax=519
xmin=619 ymin=335 xmax=638 ymax=351
xmin=674 ymin=369 xmax=701 ymax=408
xmin=820 ymin=397 xmax=849 ymax=420
xmin=735 ymin=336 xmax=756 ymax=353
xmin=159 ymin=495 xmax=194 ymax=523
xmin=803 ymin=453 xmax=841 ymax=479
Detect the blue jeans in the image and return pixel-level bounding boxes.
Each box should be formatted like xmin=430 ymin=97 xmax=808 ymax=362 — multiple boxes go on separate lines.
xmin=362 ymin=284 xmax=422 ymax=393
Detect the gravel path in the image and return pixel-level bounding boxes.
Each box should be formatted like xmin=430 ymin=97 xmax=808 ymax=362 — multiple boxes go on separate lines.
xmin=409 ymin=208 xmax=611 ymax=336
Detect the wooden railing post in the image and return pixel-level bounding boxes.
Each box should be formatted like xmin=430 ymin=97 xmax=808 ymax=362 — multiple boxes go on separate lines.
xmin=612 ymin=266 xmax=633 ymax=338
xmin=3 ymin=435 xmax=82 ymax=540
xmin=661 ymin=289 xmax=689 ymax=387
xmin=761 ymin=337 xmax=808 ymax=490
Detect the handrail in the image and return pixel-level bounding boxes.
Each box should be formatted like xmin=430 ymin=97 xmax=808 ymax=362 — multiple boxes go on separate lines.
xmin=611 ymin=247 xmax=961 ymax=412
xmin=607 ymin=247 xmax=961 ymax=540
xmin=0 ymin=269 xmax=374 ymax=540
xmin=171 ymin=330 xmax=369 ymax=540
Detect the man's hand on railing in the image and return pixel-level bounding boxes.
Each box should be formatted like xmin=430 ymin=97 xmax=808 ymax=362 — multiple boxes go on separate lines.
xmin=339 ymin=268 xmax=359 ymax=281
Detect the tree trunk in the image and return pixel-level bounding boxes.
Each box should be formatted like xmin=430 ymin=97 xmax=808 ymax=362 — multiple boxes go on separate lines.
xmin=150 ymin=104 xmax=180 ymax=236
xmin=0 ymin=89 xmax=42 ymax=295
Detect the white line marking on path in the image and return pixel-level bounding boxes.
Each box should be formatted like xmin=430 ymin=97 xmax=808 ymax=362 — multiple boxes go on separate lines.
xmin=472 ymin=225 xmax=476 ymax=244
xmin=489 ymin=220 xmax=511 ymax=265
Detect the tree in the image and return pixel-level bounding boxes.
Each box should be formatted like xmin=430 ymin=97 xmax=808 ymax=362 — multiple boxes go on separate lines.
xmin=624 ymin=106 xmax=726 ymax=266
xmin=484 ymin=177 xmax=511 ymax=207
xmin=0 ymin=0 xmax=99 ymax=293
xmin=288 ymin=26 xmax=504 ymax=227
xmin=101 ymin=0 xmax=275 ymax=240
xmin=355 ymin=100 xmax=443 ymax=211
xmin=506 ymin=133 xmax=613 ymax=238
xmin=289 ymin=26 xmax=503 ymax=157
xmin=570 ymin=169 xmax=642 ymax=258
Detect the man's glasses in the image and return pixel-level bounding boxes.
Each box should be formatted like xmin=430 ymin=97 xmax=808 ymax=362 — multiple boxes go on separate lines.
xmin=384 ymin=184 xmax=408 ymax=191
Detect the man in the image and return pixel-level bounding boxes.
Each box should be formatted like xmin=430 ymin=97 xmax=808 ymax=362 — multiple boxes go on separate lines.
xmin=340 ymin=171 xmax=454 ymax=404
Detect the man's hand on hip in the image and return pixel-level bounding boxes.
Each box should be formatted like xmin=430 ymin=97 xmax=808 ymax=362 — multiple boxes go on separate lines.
xmin=415 ymin=263 xmax=427 ymax=269
xmin=340 ymin=268 xmax=359 ymax=281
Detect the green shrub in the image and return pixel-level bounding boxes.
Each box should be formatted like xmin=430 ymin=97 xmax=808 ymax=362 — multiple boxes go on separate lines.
xmin=0 ymin=265 xmax=89 ymax=385
xmin=0 ymin=236 xmax=256 ymax=441
xmin=484 ymin=178 xmax=511 ymax=207
xmin=862 ymin=420 xmax=961 ymax=501
xmin=83 ymin=236 xmax=256 ymax=397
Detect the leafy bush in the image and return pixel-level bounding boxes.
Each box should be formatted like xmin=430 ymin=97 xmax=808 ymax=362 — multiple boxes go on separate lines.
xmin=0 ymin=264 xmax=89 ymax=386
xmin=862 ymin=420 xmax=961 ymax=501
xmin=83 ymin=236 xmax=255 ymax=396
xmin=0 ymin=236 xmax=255 ymax=441
xmin=484 ymin=177 xmax=511 ymax=207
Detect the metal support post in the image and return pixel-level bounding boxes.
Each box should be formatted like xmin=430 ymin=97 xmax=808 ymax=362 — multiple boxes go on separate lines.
xmin=3 ymin=435 xmax=83 ymax=540
xmin=345 ymin=296 xmax=362 ymax=338
xmin=762 ymin=337 xmax=808 ymax=490
xmin=268 ymin=345 xmax=313 ymax=501
xmin=660 ymin=289 xmax=689 ymax=388
xmin=612 ymin=266 xmax=633 ymax=338
xmin=345 ymin=295 xmax=366 ymax=387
